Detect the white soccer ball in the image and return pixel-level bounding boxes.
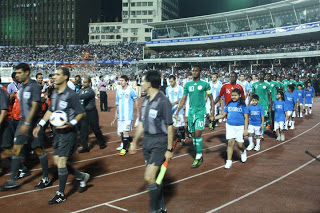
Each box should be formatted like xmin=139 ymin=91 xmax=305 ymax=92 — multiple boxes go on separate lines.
xmin=49 ymin=110 xmax=68 ymax=127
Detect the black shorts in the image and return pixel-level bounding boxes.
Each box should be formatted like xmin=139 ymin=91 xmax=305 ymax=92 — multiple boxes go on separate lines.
xmin=143 ymin=134 xmax=167 ymax=167
xmin=53 ymin=128 xmax=77 ymax=157
xmin=1 ymin=120 xmax=19 ymax=149
xmin=14 ymin=119 xmax=44 ymax=149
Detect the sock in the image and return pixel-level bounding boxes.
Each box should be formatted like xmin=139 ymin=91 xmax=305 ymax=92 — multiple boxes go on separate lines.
xmin=148 ymin=182 xmax=160 ymax=212
xmin=285 ymin=120 xmax=289 ymax=128
xmin=178 ymin=127 xmax=186 ymax=139
xmin=261 ymin=121 xmax=266 ymax=136
xmin=248 ymin=137 xmax=253 ymax=145
xmin=192 ymin=138 xmax=196 ymax=147
xmin=292 ymin=121 xmax=295 ymax=126
xmin=256 ymin=139 xmax=261 ymax=146
xmin=38 ymin=153 xmax=49 ymax=179
xmin=58 ymin=167 xmax=68 ymax=194
xmin=194 ymin=137 xmax=203 ymax=159
xmin=310 ymin=109 xmax=312 ymax=114
xmin=67 ymin=161 xmax=84 ymax=180
xmin=10 ymin=155 xmax=22 ymax=181
xmin=122 ymin=135 xmax=130 ymax=150
xmin=289 ymin=120 xmax=292 ymax=126
xmin=158 ymin=182 xmax=166 ymax=211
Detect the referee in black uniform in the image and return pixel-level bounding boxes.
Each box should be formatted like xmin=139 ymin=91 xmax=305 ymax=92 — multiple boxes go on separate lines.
xmin=78 ymin=76 xmax=106 ymax=153
xmin=0 ymin=86 xmax=9 ymax=174
xmin=33 ymin=67 xmax=89 ymax=205
xmin=1 ymin=63 xmax=50 ymax=191
xmin=130 ymin=70 xmax=174 ymax=213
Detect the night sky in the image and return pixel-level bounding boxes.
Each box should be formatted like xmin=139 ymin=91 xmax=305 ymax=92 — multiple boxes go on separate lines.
xmin=101 ymin=0 xmax=283 ymax=21
xmin=179 ymin=0 xmax=283 ymax=18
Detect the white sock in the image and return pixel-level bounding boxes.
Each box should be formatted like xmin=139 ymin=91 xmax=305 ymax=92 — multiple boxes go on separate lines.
xmin=195 ymin=153 xmax=202 ymax=160
xmin=289 ymin=120 xmax=292 ymax=126
xmin=310 ymin=109 xmax=312 ymax=114
xmin=248 ymin=137 xmax=253 ymax=145
xmin=292 ymin=121 xmax=295 ymax=126
xmin=256 ymin=139 xmax=261 ymax=146
xmin=285 ymin=120 xmax=289 ymax=128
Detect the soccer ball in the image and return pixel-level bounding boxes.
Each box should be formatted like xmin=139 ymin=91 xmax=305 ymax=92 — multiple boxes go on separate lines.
xmin=49 ymin=110 xmax=68 ymax=127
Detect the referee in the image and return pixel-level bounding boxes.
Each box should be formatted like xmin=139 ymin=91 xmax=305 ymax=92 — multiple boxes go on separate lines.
xmin=33 ymin=67 xmax=89 ymax=204
xmin=78 ymin=77 xmax=106 ymax=153
xmin=1 ymin=63 xmax=50 ymax=191
xmin=130 ymin=70 xmax=174 ymax=213
xmin=0 ymin=85 xmax=9 ymax=174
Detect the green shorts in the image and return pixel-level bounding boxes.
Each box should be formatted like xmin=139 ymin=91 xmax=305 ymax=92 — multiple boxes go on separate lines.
xmin=188 ymin=113 xmax=206 ymax=133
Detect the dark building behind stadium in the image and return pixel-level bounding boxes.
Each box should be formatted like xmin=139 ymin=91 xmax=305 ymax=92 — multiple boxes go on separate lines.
xmin=0 ymin=0 xmax=104 ymax=46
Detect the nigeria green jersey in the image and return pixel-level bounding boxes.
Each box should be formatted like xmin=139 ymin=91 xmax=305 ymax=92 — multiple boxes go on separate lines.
xmin=276 ymin=81 xmax=285 ymax=91
xmin=266 ymin=81 xmax=278 ymax=101
xmin=282 ymin=79 xmax=296 ymax=91
xmin=184 ymin=80 xmax=211 ymax=115
xmin=294 ymin=81 xmax=304 ymax=90
xmin=252 ymin=81 xmax=271 ymax=107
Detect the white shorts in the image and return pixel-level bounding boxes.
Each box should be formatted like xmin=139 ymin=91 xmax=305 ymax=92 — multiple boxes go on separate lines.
xmin=226 ymin=123 xmax=244 ymax=142
xmin=117 ymin=120 xmax=132 ymax=136
xmin=248 ymin=125 xmax=261 ymax=135
xmin=173 ymin=115 xmax=185 ymax=128
xmin=274 ymin=121 xmax=284 ymax=130
xmin=305 ymin=104 xmax=312 ymax=107
xmin=287 ymin=111 xmax=296 ymax=118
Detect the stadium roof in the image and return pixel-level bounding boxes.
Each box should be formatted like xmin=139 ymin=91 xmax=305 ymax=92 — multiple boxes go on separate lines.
xmin=147 ymin=0 xmax=316 ymax=27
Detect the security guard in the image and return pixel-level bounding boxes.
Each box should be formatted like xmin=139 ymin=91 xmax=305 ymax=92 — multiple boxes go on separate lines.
xmin=130 ymin=70 xmax=174 ymax=213
xmin=33 ymin=67 xmax=89 ymax=205
xmin=78 ymin=76 xmax=106 ymax=153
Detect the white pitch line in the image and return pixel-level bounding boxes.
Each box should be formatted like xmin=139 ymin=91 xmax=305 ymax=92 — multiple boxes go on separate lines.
xmin=8 ymin=129 xmax=224 ymax=175
xmin=0 ymin=130 xmax=224 ymax=200
xmin=206 ymin=154 xmax=320 ymax=213
xmin=104 ymin=203 xmax=130 ymax=212
xmin=47 ymin=139 xmax=122 ymax=154
xmin=71 ymin=121 xmax=320 ymax=213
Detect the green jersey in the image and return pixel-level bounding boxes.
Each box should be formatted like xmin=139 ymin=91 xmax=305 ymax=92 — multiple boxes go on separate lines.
xmin=252 ymin=81 xmax=271 ymax=107
xmin=276 ymin=81 xmax=285 ymax=91
xmin=295 ymin=81 xmax=304 ymax=90
xmin=184 ymin=80 xmax=211 ymax=115
xmin=282 ymin=79 xmax=295 ymax=91
xmin=266 ymin=80 xmax=278 ymax=101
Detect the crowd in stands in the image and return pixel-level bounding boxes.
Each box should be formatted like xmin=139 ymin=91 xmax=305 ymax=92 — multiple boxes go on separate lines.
xmin=146 ymin=41 xmax=320 ymax=59
xmin=0 ymin=43 xmax=144 ymax=62
xmin=152 ymin=11 xmax=320 ymax=39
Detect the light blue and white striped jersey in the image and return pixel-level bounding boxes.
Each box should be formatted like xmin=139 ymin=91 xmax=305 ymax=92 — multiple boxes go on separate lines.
xmin=237 ymin=80 xmax=250 ymax=93
xmin=115 ymin=87 xmax=137 ymax=121
xmin=166 ymin=85 xmax=184 ymax=115
xmin=210 ymin=81 xmax=222 ymax=99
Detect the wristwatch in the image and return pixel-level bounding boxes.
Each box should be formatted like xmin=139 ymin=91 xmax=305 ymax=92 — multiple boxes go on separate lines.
xmin=167 ymin=148 xmax=173 ymax=152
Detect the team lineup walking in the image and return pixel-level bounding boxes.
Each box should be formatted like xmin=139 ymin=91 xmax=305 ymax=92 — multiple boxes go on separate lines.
xmin=0 ymin=61 xmax=318 ymax=212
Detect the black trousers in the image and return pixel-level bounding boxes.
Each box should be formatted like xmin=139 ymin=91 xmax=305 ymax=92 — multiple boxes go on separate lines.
xmin=99 ymin=91 xmax=108 ymax=111
xmin=80 ymin=108 xmax=106 ymax=149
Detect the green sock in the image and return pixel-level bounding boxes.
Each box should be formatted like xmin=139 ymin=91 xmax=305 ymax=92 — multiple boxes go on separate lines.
xmin=266 ymin=115 xmax=270 ymax=126
xmin=261 ymin=121 xmax=267 ymax=136
xmin=192 ymin=138 xmax=196 ymax=147
xmin=194 ymin=137 xmax=203 ymax=155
